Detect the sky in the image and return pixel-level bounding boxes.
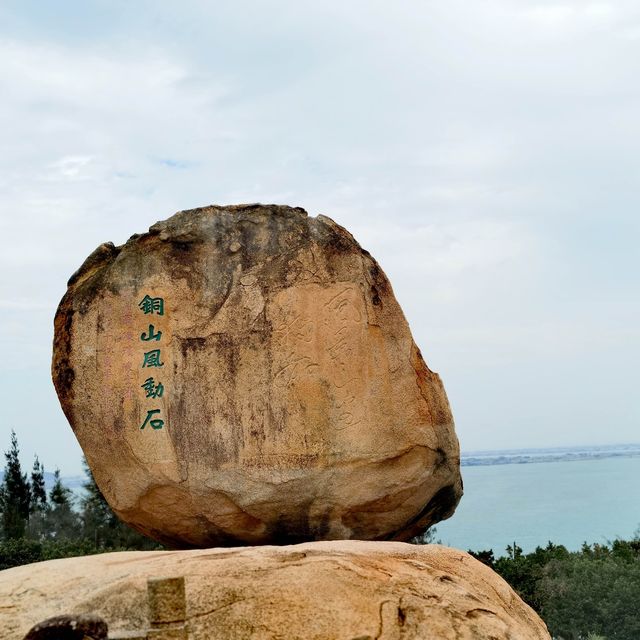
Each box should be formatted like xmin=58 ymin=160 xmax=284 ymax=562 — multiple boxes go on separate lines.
xmin=0 ymin=1 xmax=638 ymax=475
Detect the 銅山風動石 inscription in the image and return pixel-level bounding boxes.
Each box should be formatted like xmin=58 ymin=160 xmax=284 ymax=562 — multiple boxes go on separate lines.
xmin=141 ymin=324 xmax=162 ymax=341
xmin=139 ymin=295 xmax=165 ymax=316
xmin=140 ymin=408 xmax=164 ymax=430
xmin=141 ymin=377 xmax=164 ymax=398
xmin=142 ymin=349 xmax=164 ymax=368
xmin=138 ymin=295 xmax=166 ymax=430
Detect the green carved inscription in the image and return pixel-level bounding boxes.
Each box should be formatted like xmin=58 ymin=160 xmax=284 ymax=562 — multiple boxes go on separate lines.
xmin=140 ymin=409 xmax=164 ymax=430
xmin=137 ymin=294 xmax=167 ymax=431
xmin=138 ymin=295 xmax=164 ymax=316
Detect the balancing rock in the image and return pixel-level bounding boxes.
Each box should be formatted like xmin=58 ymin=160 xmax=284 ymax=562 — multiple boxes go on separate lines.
xmin=52 ymin=204 xmax=462 ymax=547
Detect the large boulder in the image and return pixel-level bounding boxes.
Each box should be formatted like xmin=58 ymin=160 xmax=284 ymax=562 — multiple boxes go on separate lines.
xmin=52 ymin=204 xmax=462 ymax=547
xmin=0 ymin=542 xmax=550 ymax=640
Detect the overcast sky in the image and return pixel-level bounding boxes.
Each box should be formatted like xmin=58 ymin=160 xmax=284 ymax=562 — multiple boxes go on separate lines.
xmin=1 ymin=1 xmax=638 ymax=475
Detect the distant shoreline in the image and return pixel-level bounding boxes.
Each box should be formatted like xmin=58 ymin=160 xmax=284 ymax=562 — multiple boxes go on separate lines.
xmin=461 ymin=444 xmax=640 ymax=467
xmin=5 ymin=446 xmax=640 ymax=486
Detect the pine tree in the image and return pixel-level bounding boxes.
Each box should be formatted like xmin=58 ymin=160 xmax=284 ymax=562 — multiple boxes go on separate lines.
xmin=27 ymin=456 xmax=48 ymax=539
xmin=49 ymin=468 xmax=70 ymax=506
xmin=80 ymin=457 xmax=158 ymax=549
xmin=0 ymin=430 xmax=31 ymax=539
xmin=45 ymin=468 xmax=79 ymax=540
xmin=29 ymin=456 xmax=47 ymax=511
xmin=81 ymin=458 xmax=113 ymax=547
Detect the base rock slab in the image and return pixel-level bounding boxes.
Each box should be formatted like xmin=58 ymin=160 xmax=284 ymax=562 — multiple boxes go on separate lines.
xmin=0 ymin=541 xmax=549 ymax=640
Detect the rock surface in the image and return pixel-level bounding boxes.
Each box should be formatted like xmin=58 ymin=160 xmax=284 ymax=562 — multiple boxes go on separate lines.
xmin=0 ymin=542 xmax=550 ymax=640
xmin=52 ymin=204 xmax=462 ymax=547
xmin=23 ymin=614 xmax=108 ymax=640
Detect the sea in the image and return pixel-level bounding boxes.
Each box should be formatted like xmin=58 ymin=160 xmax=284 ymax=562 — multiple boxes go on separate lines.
xmin=47 ymin=444 xmax=640 ymax=556
xmin=436 ymin=444 xmax=640 ymax=555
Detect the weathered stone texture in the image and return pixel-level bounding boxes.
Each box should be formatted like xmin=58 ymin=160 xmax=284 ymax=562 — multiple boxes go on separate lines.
xmin=1 ymin=542 xmax=550 ymax=640
xmin=52 ymin=204 xmax=462 ymax=547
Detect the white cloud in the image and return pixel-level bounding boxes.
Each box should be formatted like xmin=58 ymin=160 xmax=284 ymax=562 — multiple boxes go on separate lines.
xmin=360 ymin=218 xmax=533 ymax=278
xmin=46 ymin=156 xmax=95 ymax=180
xmin=523 ymin=2 xmax=616 ymax=31
xmin=0 ymin=299 xmax=50 ymax=311
xmin=0 ymin=1 xmax=638 ymax=470
xmin=524 ymin=5 xmax=578 ymax=29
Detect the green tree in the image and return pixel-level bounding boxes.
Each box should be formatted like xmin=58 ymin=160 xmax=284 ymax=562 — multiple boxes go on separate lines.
xmin=540 ymin=552 xmax=640 ymax=640
xmin=468 ymin=548 xmax=496 ymax=569
xmin=27 ymin=456 xmax=48 ymax=539
xmin=45 ymin=469 xmax=80 ymax=540
xmin=0 ymin=430 xmax=31 ymax=539
xmin=493 ymin=541 xmax=569 ymax=613
xmin=81 ymin=458 xmax=115 ymax=547
xmin=80 ymin=458 xmax=158 ymax=549
xmin=29 ymin=456 xmax=47 ymax=511
xmin=409 ymin=527 xmax=438 ymax=545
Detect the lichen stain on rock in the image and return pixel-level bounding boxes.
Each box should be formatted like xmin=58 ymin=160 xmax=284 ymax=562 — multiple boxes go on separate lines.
xmin=52 ymin=204 xmax=463 ymax=547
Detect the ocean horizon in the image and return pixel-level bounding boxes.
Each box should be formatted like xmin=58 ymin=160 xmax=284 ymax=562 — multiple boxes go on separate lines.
xmin=9 ymin=443 xmax=638 ymax=556
xmin=438 ymin=449 xmax=640 ymax=555
xmin=461 ymin=442 xmax=640 ymax=466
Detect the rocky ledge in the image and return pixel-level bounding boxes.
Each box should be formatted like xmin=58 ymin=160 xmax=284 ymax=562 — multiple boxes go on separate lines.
xmin=1 ymin=541 xmax=549 ymax=639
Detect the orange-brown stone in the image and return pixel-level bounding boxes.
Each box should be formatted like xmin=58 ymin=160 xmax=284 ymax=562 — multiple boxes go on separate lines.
xmin=0 ymin=542 xmax=550 ymax=640
xmin=52 ymin=204 xmax=462 ymax=547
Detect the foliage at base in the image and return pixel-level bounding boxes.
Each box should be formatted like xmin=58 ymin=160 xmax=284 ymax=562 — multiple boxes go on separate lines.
xmin=468 ymin=538 xmax=640 ymax=640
